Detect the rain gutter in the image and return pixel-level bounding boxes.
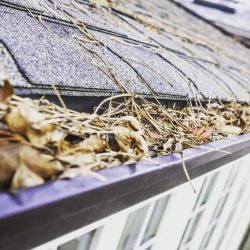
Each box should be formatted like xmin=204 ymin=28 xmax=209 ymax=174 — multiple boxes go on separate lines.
xmin=0 ymin=133 xmax=250 ymax=250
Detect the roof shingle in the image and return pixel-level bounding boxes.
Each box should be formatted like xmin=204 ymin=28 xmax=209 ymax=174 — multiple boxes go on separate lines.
xmin=0 ymin=0 xmax=250 ymax=102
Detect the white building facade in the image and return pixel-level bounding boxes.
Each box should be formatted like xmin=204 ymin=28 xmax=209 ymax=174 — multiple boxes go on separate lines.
xmin=34 ymin=153 xmax=250 ymax=250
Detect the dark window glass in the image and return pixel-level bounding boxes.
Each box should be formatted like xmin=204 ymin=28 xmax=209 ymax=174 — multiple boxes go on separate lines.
xmin=199 ymin=167 xmax=241 ymax=249
xmin=199 ymin=224 xmax=216 ymax=250
xmin=224 ymin=167 xmax=238 ymax=188
xmin=142 ymin=196 xmax=169 ymax=243
xmin=58 ymin=230 xmax=96 ymax=250
xmin=185 ymin=212 xmax=203 ymax=243
xmin=215 ymin=183 xmax=247 ymax=250
xmin=118 ymin=205 xmax=149 ymax=250
xmin=213 ymin=193 xmax=229 ymax=219
xmin=196 ymin=172 xmax=219 ymax=207
xmin=179 ymin=173 xmax=219 ymax=249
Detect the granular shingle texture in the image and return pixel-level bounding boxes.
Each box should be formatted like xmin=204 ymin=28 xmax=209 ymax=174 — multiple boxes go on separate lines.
xmin=0 ymin=0 xmax=250 ymax=102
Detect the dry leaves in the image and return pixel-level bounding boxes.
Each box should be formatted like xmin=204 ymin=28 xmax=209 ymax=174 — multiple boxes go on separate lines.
xmin=0 ymin=81 xmax=249 ymax=190
xmin=0 ymin=80 xmax=14 ymax=103
xmin=11 ymin=163 xmax=44 ymax=189
xmin=0 ymin=144 xmax=63 ymax=188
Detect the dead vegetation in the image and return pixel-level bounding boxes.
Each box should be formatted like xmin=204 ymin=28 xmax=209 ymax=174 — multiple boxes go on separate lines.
xmin=0 ymin=81 xmax=249 ymax=190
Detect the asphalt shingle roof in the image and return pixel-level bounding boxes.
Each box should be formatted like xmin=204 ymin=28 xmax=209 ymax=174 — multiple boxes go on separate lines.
xmin=0 ymin=0 xmax=250 ymax=102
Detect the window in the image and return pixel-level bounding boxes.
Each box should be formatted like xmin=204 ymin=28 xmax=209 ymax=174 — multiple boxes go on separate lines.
xmin=179 ymin=211 xmax=203 ymax=250
xmin=118 ymin=195 xmax=170 ymax=250
xmin=195 ymin=172 xmax=219 ymax=207
xmin=199 ymin=166 xmax=239 ymax=249
xmin=142 ymin=196 xmax=170 ymax=243
xmin=199 ymin=223 xmax=216 ymax=250
xmin=215 ymin=182 xmax=248 ymax=250
xmin=178 ymin=172 xmax=219 ymax=249
xmin=57 ymin=228 xmax=101 ymax=250
xmin=117 ymin=205 xmax=149 ymax=250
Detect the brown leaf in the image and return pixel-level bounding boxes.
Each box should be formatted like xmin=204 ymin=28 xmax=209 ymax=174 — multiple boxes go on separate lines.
xmin=58 ymin=154 xmax=97 ymax=167
xmin=11 ymin=162 xmax=44 ymax=189
xmin=59 ymin=167 xmax=91 ymax=179
xmin=0 ymin=144 xmax=63 ymax=188
xmin=213 ymin=116 xmax=227 ymax=128
xmin=200 ymin=128 xmax=214 ymax=140
xmin=5 ymin=103 xmax=62 ymax=146
xmin=0 ymin=144 xmax=18 ymax=187
xmin=5 ymin=103 xmax=45 ymax=135
xmin=77 ymin=135 xmax=106 ymax=154
xmin=5 ymin=106 xmax=30 ymax=135
xmin=239 ymin=112 xmax=248 ymax=132
xmin=120 ymin=116 xmax=142 ymax=131
xmin=219 ymin=125 xmax=241 ymax=134
xmin=163 ymin=137 xmax=174 ymax=151
xmin=18 ymin=103 xmax=45 ymax=124
xmin=5 ymin=108 xmax=27 ymax=135
xmin=192 ymin=126 xmax=205 ymax=137
xmin=0 ymin=80 xmax=14 ymax=103
xmin=112 ymin=126 xmax=149 ymax=158
xmin=21 ymin=151 xmax=63 ymax=179
xmin=59 ymin=168 xmax=83 ymax=179
xmin=26 ymin=124 xmax=60 ymax=147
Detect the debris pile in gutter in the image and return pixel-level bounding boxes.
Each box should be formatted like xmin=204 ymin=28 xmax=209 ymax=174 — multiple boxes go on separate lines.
xmin=0 ymin=81 xmax=249 ymax=190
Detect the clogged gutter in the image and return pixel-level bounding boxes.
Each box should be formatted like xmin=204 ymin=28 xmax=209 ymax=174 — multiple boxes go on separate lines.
xmin=0 ymin=81 xmax=249 ymax=190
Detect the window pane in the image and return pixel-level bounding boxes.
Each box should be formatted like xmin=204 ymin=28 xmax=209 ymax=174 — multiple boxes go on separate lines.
xmin=186 ymin=212 xmax=203 ymax=243
xmin=58 ymin=239 xmax=78 ymax=250
xmin=142 ymin=196 xmax=169 ymax=243
xmin=215 ymin=183 xmax=247 ymax=249
xmin=179 ymin=173 xmax=219 ymax=249
xmin=196 ymin=172 xmax=219 ymax=207
xmin=199 ymin=167 xmax=240 ymax=249
xmin=213 ymin=193 xmax=229 ymax=219
xmin=118 ymin=205 xmax=149 ymax=250
xmin=78 ymin=231 xmax=96 ymax=250
xmin=198 ymin=192 xmax=230 ymax=249
xmin=199 ymin=224 xmax=216 ymax=250
xmin=58 ymin=230 xmax=96 ymax=250
xmin=179 ymin=211 xmax=204 ymax=248
xmin=224 ymin=166 xmax=238 ymax=188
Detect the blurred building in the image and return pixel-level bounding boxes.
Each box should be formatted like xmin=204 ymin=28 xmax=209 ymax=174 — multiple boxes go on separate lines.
xmin=177 ymin=0 xmax=250 ymax=46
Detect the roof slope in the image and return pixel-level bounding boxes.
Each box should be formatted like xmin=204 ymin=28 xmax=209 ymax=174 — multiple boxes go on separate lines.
xmin=0 ymin=0 xmax=250 ymax=102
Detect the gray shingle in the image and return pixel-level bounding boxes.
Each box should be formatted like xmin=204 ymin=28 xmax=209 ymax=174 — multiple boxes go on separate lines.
xmin=1 ymin=0 xmax=250 ymax=102
xmin=0 ymin=7 xmax=118 ymax=92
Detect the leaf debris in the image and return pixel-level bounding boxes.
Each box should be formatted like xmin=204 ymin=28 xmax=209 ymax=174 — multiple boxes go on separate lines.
xmin=0 ymin=82 xmax=249 ymax=189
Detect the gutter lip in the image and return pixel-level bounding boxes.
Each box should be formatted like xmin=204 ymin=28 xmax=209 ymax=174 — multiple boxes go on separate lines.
xmin=0 ymin=133 xmax=250 ymax=250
